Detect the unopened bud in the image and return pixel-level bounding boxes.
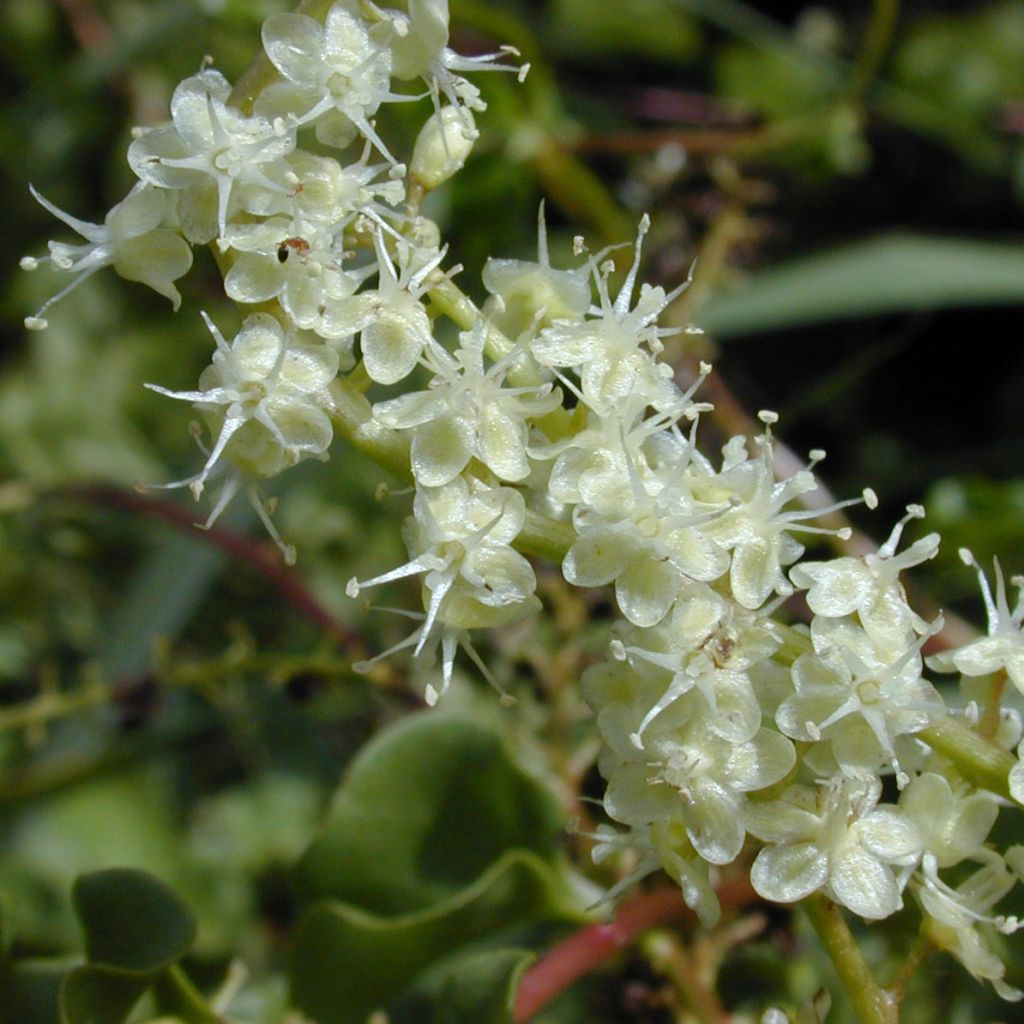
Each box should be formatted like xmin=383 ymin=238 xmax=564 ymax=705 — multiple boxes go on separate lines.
xmin=410 ymin=107 xmax=478 ymax=190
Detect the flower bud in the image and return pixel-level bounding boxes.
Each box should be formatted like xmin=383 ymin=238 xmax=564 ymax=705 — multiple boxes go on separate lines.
xmin=410 ymin=107 xmax=477 ymax=190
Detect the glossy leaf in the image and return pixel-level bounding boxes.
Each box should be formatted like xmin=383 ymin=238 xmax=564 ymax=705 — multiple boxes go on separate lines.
xmin=291 ymin=713 xmax=582 ymax=1024
xmin=296 ymin=712 xmax=567 ymax=914
xmin=292 ymin=850 xmax=567 ymax=1024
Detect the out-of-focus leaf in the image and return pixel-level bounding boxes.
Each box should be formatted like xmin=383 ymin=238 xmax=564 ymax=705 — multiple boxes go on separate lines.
xmin=291 ymin=712 xmax=583 ymax=1024
xmin=432 ymin=948 xmax=535 ymax=1024
xmin=60 ymin=869 xmax=207 ymax=1024
xmin=72 ymin=868 xmax=195 ymax=972
xmin=547 ymin=0 xmax=701 ymax=62
xmin=699 ymin=234 xmax=1024 ymax=337
xmin=715 ymin=39 xmax=833 ymax=120
xmin=296 ymin=712 xmax=567 ymax=914
xmin=0 ymin=893 xmax=64 ymax=1024
xmin=292 ymin=851 xmax=568 ymax=1024
xmin=893 ymin=1 xmax=1024 ymax=122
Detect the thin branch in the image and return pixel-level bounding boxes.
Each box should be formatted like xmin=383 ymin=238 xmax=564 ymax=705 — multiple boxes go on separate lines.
xmin=59 ymin=484 xmax=364 ymax=653
xmin=513 ymin=877 xmax=756 ymax=1022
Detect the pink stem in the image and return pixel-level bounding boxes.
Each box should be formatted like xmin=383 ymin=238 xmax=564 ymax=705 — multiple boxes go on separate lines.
xmin=514 ymin=878 xmax=756 ymax=1021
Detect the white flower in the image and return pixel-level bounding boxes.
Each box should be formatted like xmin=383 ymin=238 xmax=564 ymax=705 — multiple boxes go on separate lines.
xmin=703 ymin=427 xmax=871 ymax=610
xmin=613 ymin=582 xmax=781 ymax=745
xmin=589 ymin=817 xmax=721 ymax=928
xmin=146 ymin=311 xmax=338 ymax=496
xmin=237 ymin=149 xmax=405 ymax=225
xmin=347 ymin=477 xmax=538 ymax=704
xmin=482 ymin=202 xmax=591 ymax=338
xmin=915 ymin=850 xmax=1022 ymax=1001
xmin=899 ymin=772 xmax=998 ymax=868
xmin=531 ymin=216 xmax=687 ymax=415
xmin=603 ymin=717 xmax=795 ymax=866
xmin=256 ymin=4 xmax=396 ymax=160
xmin=373 ymin=320 xmax=561 ymax=486
xmin=128 ymin=69 xmax=295 ymax=242
xmin=21 ymin=183 xmax=192 ymax=330
xmin=561 ymin=434 xmax=729 ymax=629
xmin=789 ymin=504 xmax=939 ymax=653
xmin=747 ymin=775 xmax=921 ymax=919
xmin=775 ymin=616 xmax=945 ymax=785
xmin=384 ymin=0 xmax=525 ymax=113
xmin=321 ymin=228 xmax=448 ymax=384
xmin=927 ymin=548 xmax=1024 ymax=694
xmin=222 ymin=215 xmax=370 ymax=332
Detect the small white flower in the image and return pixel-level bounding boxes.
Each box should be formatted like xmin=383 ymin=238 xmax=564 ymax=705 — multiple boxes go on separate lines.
xmin=790 ymin=504 xmax=939 ymax=652
xmin=222 ymin=215 xmax=370 ymax=331
xmin=927 ymin=548 xmax=1024 ymax=694
xmin=899 ymin=772 xmax=998 ymax=868
xmin=256 ymin=4 xmax=396 ymax=160
xmin=747 ymin=775 xmax=921 ymax=919
xmin=915 ymin=850 xmax=1022 ymax=1001
xmin=146 ymin=311 xmax=338 ymax=496
xmin=21 ymin=183 xmax=192 ymax=330
xmin=531 ymin=215 xmax=686 ymax=415
xmin=373 ymin=320 xmax=561 ymax=486
xmin=129 ymin=69 xmax=295 ymax=242
xmin=776 ymin=616 xmax=945 ymax=785
xmin=326 ymin=228 xmax=451 ymax=384
xmin=347 ymin=477 xmax=538 ymax=704
xmin=482 ymin=202 xmax=591 ymax=338
xmin=704 ymin=433 xmax=869 ymax=610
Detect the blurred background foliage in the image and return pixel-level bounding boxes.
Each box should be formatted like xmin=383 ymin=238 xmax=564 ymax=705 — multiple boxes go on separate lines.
xmin=1 ymin=1 xmax=1023 ymax=1022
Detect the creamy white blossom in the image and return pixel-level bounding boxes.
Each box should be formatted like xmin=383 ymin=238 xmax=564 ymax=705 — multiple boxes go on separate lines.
xmin=129 ymin=69 xmax=295 ymax=242
xmin=928 ymin=548 xmax=1024 ymax=693
xmin=21 ymin=183 xmax=192 ymax=330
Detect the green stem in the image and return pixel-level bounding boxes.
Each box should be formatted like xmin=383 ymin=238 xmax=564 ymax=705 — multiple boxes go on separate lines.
xmin=0 ymin=679 xmax=108 ymax=733
xmin=849 ymin=0 xmax=901 ymax=100
xmin=803 ymin=893 xmax=897 ymax=1024
xmin=153 ymin=964 xmax=220 ymax=1023
xmin=918 ymin=716 xmax=1019 ymax=804
xmin=642 ymin=931 xmax=729 ymax=1024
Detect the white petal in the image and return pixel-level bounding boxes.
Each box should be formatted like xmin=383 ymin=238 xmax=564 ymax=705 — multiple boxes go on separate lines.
xmin=751 ymin=843 xmax=828 ymax=903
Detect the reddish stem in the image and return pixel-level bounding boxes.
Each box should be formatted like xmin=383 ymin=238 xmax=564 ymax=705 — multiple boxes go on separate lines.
xmin=513 ymin=877 xmax=756 ymax=1022
xmin=59 ymin=484 xmax=364 ymax=653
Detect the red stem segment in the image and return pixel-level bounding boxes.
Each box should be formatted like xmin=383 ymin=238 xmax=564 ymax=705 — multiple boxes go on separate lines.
xmin=513 ymin=878 xmax=756 ymax=1022
xmin=60 ymin=485 xmax=364 ymax=652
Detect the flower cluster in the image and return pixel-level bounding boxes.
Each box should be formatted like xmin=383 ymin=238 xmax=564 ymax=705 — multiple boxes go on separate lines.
xmin=23 ymin=0 xmax=1024 ymax=1003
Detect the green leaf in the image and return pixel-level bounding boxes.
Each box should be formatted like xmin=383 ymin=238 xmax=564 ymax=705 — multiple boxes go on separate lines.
xmin=699 ymin=233 xmax=1024 ymax=338
xmin=290 ymin=713 xmax=583 ymax=1024
xmin=432 ymin=948 xmax=535 ymax=1024
xmin=292 ymin=851 xmax=565 ymax=1024
xmin=296 ymin=712 xmax=567 ymax=915
xmin=59 ymin=869 xmax=200 ymax=1024
xmin=60 ymin=967 xmax=152 ymax=1024
xmin=0 ymin=894 xmax=65 ymax=1024
xmin=72 ymin=868 xmax=195 ymax=972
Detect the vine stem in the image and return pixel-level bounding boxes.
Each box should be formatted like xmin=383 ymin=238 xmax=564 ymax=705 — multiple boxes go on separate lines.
xmin=802 ymin=894 xmax=898 ymax=1024
xmin=513 ymin=877 xmax=756 ymax=1022
xmin=642 ymin=930 xmax=730 ymax=1024
xmin=849 ymin=0 xmax=902 ymax=101
xmin=61 ymin=485 xmax=365 ymax=652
